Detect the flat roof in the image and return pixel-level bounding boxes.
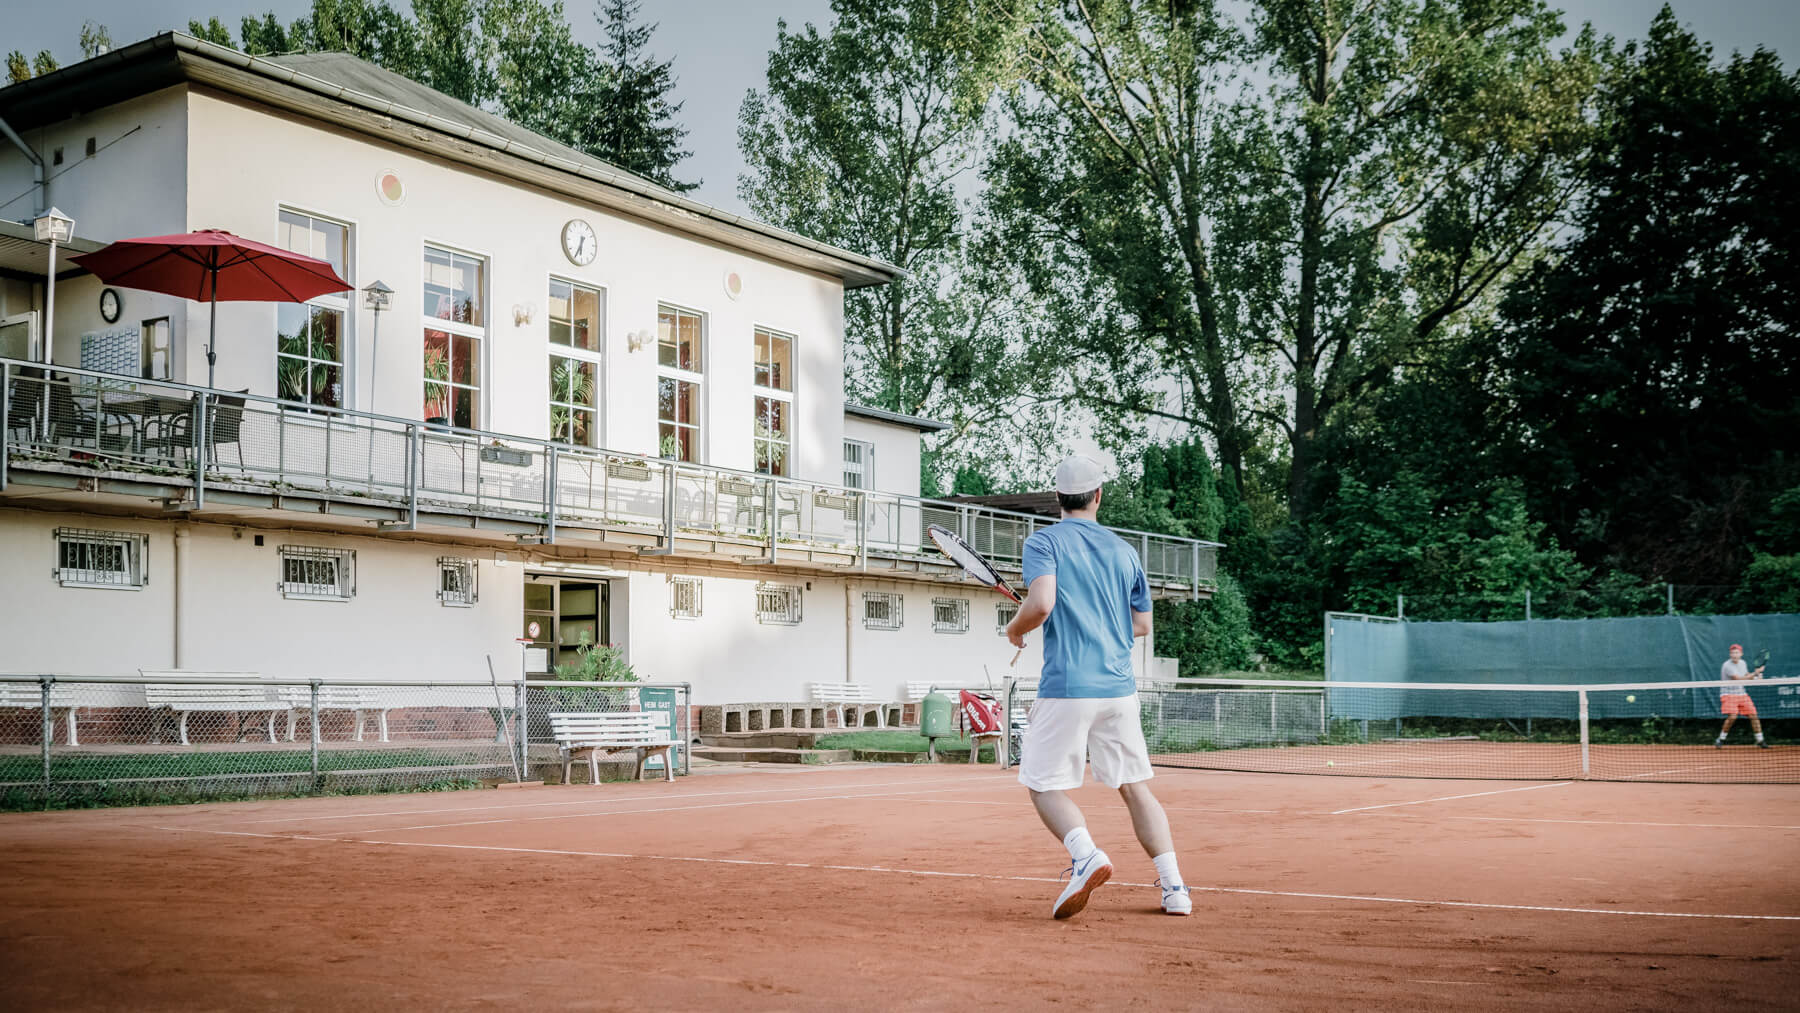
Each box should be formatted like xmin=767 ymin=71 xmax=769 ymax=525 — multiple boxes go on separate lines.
xmin=0 ymin=34 xmax=902 ymax=290
xmin=844 ymin=403 xmax=950 ymax=432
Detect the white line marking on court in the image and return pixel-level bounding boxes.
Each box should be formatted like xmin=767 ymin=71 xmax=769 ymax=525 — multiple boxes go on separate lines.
xmin=1449 ymin=816 xmax=1800 ymax=831
xmin=235 ymin=773 xmax=1017 ymax=824
xmin=1329 ymin=782 xmax=1572 ymax=815
xmin=1621 ymin=763 xmax=1737 ymax=779
xmin=890 ymin=798 xmax=1280 ymax=815
xmin=1409 ymin=979 xmax=1483 ymax=986
xmin=151 ymin=826 xmax=1800 ymax=922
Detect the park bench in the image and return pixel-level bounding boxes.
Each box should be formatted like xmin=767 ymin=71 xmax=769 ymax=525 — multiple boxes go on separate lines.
xmin=550 ymin=711 xmax=678 ymax=784
xmin=810 ymin=682 xmax=891 ymax=729
xmin=0 ymin=681 xmax=85 ymax=746
xmin=272 ymin=685 xmax=394 ymax=743
xmin=139 ymin=671 xmax=280 ymax=746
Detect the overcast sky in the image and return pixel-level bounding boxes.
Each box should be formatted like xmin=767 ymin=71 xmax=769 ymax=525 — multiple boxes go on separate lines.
xmin=8 ymin=1 xmax=1797 ymax=218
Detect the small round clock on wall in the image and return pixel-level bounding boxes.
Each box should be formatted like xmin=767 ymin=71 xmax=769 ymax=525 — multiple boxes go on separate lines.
xmin=99 ymin=287 xmax=122 ymax=323
xmin=561 ymin=219 xmax=597 ymax=266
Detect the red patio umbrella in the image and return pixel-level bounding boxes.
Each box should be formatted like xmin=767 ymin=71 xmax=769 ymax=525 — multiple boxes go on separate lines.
xmin=70 ymin=229 xmax=352 ymax=389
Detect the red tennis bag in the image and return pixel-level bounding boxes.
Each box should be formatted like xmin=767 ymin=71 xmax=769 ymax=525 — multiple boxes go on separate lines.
xmin=960 ymin=690 xmax=1002 ymax=735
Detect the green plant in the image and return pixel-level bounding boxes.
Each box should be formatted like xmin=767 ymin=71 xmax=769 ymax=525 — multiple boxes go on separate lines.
xmin=422 ymin=344 xmax=450 ymax=416
xmin=549 ymin=358 xmax=595 ymax=443
xmin=753 ymin=419 xmax=788 ymax=475
xmin=553 ymin=630 xmax=637 ymax=683
xmin=659 ymin=434 xmax=681 ymax=459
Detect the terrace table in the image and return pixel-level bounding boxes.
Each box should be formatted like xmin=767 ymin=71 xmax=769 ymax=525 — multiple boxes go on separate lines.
xmin=103 ymin=394 xmax=194 ymax=459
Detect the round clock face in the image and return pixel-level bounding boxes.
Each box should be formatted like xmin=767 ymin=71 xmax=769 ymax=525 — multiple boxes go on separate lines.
xmin=561 ymin=219 xmax=597 ymax=266
xmin=100 ymin=288 xmax=121 ymax=323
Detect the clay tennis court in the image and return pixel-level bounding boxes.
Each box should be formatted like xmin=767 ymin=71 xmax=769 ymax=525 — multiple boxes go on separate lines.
xmin=2 ymin=764 xmax=1795 ymax=1010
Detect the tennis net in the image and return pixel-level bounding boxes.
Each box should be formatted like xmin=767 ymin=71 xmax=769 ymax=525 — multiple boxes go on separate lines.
xmin=1002 ymin=676 xmax=1800 ymax=783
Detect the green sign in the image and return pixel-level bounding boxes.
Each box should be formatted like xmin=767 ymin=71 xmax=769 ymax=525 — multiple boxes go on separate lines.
xmin=640 ymin=687 xmax=681 ymax=774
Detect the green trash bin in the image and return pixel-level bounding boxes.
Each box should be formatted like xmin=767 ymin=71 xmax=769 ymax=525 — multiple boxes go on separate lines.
xmin=920 ymin=691 xmax=954 ymax=739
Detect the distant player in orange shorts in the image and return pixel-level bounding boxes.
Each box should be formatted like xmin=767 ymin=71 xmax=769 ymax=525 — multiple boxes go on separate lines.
xmin=1714 ymin=644 xmax=1768 ymax=749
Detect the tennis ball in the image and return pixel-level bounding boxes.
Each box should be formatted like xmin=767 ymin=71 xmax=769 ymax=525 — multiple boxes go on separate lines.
xmin=1325 ymin=760 xmax=1335 ymax=767
xmin=1626 ymin=695 xmax=1636 ymax=703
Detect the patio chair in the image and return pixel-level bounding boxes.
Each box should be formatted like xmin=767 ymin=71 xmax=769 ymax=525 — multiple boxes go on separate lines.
xmin=207 ymin=390 xmax=248 ymax=469
xmin=5 ymin=375 xmax=45 ymax=442
xmin=46 ymin=379 xmax=102 ymax=448
xmin=729 ymin=481 xmax=802 ymax=534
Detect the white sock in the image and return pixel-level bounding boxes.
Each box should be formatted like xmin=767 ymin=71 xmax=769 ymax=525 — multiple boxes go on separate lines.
xmin=1756 ymin=732 xmax=1765 ymax=742
xmin=1062 ymin=826 xmax=1097 ymax=863
xmin=1153 ymin=852 xmax=1183 ymax=889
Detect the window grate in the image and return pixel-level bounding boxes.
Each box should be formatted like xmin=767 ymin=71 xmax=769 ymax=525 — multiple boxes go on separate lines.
xmin=438 ymin=557 xmax=477 ymax=607
xmin=932 ymin=597 xmax=970 ymax=634
xmin=280 ymin=545 xmax=355 ymax=601
xmin=54 ymin=528 xmax=147 ymax=589
xmin=670 ymin=576 xmax=702 ymax=619
xmin=997 ymin=603 xmax=1019 ymax=631
xmin=862 ymin=591 xmax=903 ymax=631
xmin=755 ymin=582 xmax=802 ymax=625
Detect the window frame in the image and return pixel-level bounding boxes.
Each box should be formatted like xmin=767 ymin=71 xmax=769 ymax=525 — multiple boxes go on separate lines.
xmin=421 ymin=242 xmax=490 ymax=429
xmin=437 ymin=557 xmax=478 ymax=607
xmin=932 ymin=597 xmax=970 ymax=634
xmin=752 ymin=325 xmax=796 ymax=477
xmin=843 ymin=438 xmax=875 ymax=491
xmin=279 ymin=545 xmax=356 ymax=602
xmin=996 ymin=603 xmax=1019 ymax=631
xmin=275 ymin=206 xmax=354 ymax=411
xmin=754 ymin=582 xmax=803 ymax=626
xmin=656 ymin=303 xmax=706 ymax=463
xmin=547 ymin=275 xmax=607 ymax=447
xmin=53 ymin=528 xmax=148 ymax=590
xmin=861 ymin=590 xmax=904 ymax=631
xmin=669 ymin=576 xmax=702 ymax=620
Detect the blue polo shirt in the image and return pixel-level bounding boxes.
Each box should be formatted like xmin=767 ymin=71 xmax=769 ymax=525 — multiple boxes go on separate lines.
xmin=1022 ymin=518 xmax=1152 ymax=698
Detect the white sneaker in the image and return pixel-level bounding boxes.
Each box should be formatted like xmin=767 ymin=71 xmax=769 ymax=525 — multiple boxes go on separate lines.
xmin=1159 ymin=879 xmax=1192 ymax=916
xmin=1053 ymin=849 xmax=1113 ymax=920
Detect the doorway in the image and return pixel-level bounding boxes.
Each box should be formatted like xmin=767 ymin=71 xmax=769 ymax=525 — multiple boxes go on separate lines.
xmin=523 ymin=575 xmax=610 ymax=675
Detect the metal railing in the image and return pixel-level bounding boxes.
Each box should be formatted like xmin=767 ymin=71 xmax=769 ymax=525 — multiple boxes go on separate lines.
xmin=0 ymin=674 xmax=692 ymax=808
xmin=1 ymin=359 xmax=1219 ymax=590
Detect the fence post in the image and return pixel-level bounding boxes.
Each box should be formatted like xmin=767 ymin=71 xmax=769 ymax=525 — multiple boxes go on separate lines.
xmin=999 ymin=678 xmax=1013 ymax=768
xmin=1397 ymin=594 xmax=1405 ymax=621
xmin=1578 ymin=689 xmax=1590 ymax=777
xmin=1666 ymin=583 xmax=1674 ymax=616
xmin=40 ymin=675 xmax=53 ymax=797
xmin=406 ymin=424 xmax=420 ymax=530
xmin=309 ymin=680 xmax=321 ymax=790
xmin=515 ymin=679 xmax=528 ymax=779
xmin=1524 ymin=589 xmax=1532 ymax=621
xmin=545 ymin=443 xmax=559 ymax=544
xmin=682 ymin=683 xmax=692 ymax=776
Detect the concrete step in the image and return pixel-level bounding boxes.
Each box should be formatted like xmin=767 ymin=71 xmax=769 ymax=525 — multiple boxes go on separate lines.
xmin=696 ymin=731 xmax=836 ymax=749
xmin=688 ymin=746 xmax=856 ymax=764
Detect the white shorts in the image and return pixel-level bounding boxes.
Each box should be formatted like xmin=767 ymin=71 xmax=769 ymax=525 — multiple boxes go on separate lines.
xmin=1017 ymin=695 xmax=1154 ymax=792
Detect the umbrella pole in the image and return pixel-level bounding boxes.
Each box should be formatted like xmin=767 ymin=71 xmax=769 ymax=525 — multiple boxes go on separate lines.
xmin=205 ymin=275 xmax=218 ymax=390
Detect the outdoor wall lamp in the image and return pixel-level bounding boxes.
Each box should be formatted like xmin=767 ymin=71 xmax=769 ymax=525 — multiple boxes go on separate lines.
xmin=626 ymin=329 xmax=650 ymax=353
xmin=512 ymin=301 xmax=535 ymax=327
xmin=361 ymin=279 xmax=393 ymax=312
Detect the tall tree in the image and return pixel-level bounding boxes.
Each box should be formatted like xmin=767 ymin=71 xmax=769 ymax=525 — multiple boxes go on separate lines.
xmin=989 ymin=0 xmax=1600 ymax=519
xmin=1494 ymin=9 xmax=1800 ymax=584
xmin=740 ymin=0 xmax=1086 ymax=480
xmin=585 ymin=0 xmax=698 ymax=192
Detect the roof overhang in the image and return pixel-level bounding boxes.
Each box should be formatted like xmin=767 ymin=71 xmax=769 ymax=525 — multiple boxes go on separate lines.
xmin=844 ymin=402 xmax=950 ymax=433
xmin=0 ymin=34 xmax=902 ymax=290
xmin=0 ymin=219 xmax=104 ymax=280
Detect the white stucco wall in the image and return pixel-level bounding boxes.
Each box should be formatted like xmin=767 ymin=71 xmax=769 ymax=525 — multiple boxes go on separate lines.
xmin=175 ymin=90 xmax=847 ymax=485
xmin=843 ymin=414 xmax=923 ymax=499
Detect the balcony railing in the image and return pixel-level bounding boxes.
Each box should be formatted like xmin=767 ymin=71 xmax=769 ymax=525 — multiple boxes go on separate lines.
xmin=0 ymin=359 xmax=1220 ymax=593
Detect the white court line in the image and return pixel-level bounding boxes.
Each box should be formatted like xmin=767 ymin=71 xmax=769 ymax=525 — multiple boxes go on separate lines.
xmin=1450 ymin=816 xmax=1800 ymax=831
xmin=890 ymin=798 xmax=1279 ymax=815
xmin=236 ymin=773 xmax=1017 ymax=825
xmin=152 ymin=825 xmax=1800 ymax=922
xmin=338 ymin=782 xmax=1024 ymax=835
xmin=1621 ymin=763 xmax=1737 ymax=779
xmin=1329 ymin=782 xmax=1572 ymax=815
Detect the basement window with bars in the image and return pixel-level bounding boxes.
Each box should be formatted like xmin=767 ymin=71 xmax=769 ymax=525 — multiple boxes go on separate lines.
xmin=280 ymin=545 xmax=355 ymax=601
xmin=54 ymin=528 xmax=148 ymax=589
xmin=670 ymin=576 xmax=702 ymax=619
xmin=438 ymin=557 xmax=477 ymax=607
xmin=932 ymin=597 xmax=970 ymax=634
xmin=755 ymin=582 xmax=803 ymax=625
xmin=996 ymin=603 xmax=1019 ymax=631
xmin=862 ymin=591 xmax=903 ymax=631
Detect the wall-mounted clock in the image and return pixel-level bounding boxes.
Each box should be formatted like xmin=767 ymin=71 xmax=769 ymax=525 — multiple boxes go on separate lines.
xmin=562 ymin=219 xmax=597 ymax=266
xmin=99 ymin=287 xmax=121 ymax=323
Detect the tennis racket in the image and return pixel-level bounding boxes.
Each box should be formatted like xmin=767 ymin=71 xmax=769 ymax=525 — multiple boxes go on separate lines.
xmin=926 ymin=523 xmax=1026 ymax=665
xmin=1751 ymin=648 xmax=1770 ymax=678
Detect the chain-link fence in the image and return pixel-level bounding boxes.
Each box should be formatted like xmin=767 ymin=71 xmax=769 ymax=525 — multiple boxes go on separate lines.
xmin=0 ymin=675 xmax=691 ymax=809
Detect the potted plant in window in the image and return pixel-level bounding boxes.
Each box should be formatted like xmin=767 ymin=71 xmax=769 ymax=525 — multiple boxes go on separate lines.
xmin=549 ymin=358 xmax=593 ymax=443
xmin=754 ymin=419 xmax=787 ymax=476
xmin=422 ymin=344 xmax=450 ymax=426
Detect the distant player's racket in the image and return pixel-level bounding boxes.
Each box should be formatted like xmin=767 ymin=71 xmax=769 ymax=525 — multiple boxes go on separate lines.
xmin=1751 ymin=648 xmax=1770 ymax=677
xmin=927 ymin=523 xmax=1026 ymax=665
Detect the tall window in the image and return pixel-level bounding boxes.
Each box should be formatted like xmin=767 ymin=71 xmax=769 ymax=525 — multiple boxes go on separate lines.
xmin=423 ymin=246 xmax=485 ymax=428
xmin=276 ymin=209 xmax=350 ymax=409
xmin=844 ymin=439 xmax=874 ymax=490
xmin=548 ymin=279 xmax=604 ymax=445
xmin=753 ymin=327 xmax=794 ymax=476
xmin=656 ymin=304 xmax=703 ymax=461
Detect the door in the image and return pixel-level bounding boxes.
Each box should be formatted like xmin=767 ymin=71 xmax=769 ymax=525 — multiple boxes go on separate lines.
xmin=523 ymin=575 xmax=610 ymax=676
xmin=0 ymin=312 xmax=37 ymax=362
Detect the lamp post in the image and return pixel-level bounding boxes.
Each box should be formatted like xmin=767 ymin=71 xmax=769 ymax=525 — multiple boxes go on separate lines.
xmin=362 ymin=280 xmax=392 ymax=488
xmin=33 ymin=207 xmax=74 ymax=369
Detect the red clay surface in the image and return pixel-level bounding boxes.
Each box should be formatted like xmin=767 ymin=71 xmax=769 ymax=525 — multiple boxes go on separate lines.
xmin=1 ymin=764 xmax=1796 ymax=1010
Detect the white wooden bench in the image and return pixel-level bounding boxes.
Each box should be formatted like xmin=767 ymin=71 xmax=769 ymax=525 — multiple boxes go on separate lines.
xmin=810 ymin=682 xmax=890 ymax=729
xmin=0 ymin=682 xmax=85 ymax=746
xmin=139 ymin=671 xmax=280 ymax=746
xmin=272 ymin=685 xmax=394 ymax=742
xmin=551 ymin=711 xmax=678 ymax=784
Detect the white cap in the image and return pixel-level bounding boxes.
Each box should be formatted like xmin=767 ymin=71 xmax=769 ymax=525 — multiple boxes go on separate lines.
xmin=1053 ymin=455 xmax=1105 ymax=495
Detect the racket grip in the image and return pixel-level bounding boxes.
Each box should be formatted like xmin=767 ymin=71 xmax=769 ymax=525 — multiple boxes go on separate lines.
xmin=1010 ymin=646 xmax=1024 ymax=666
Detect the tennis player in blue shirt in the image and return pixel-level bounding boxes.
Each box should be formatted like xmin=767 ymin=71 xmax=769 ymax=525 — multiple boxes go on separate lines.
xmin=1005 ymin=456 xmax=1190 ymax=919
